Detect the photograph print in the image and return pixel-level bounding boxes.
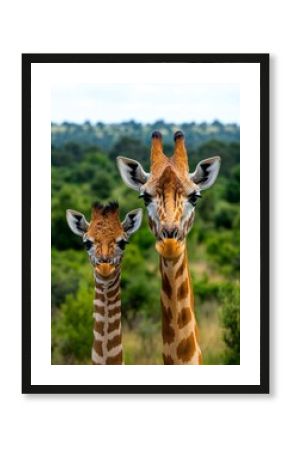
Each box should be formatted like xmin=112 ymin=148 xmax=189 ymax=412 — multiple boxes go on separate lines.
xmin=23 ymin=54 xmax=269 ymax=393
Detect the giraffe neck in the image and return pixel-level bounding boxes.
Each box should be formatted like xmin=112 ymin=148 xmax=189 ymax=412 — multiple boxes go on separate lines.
xmin=92 ymin=267 xmax=122 ymax=364
xmin=159 ymin=248 xmax=202 ymax=365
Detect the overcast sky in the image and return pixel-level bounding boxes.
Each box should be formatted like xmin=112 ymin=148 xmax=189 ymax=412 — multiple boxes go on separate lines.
xmin=51 ymin=83 xmax=239 ymax=124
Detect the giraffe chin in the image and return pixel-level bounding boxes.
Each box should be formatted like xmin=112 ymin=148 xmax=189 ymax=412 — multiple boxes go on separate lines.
xmin=155 ymin=239 xmax=185 ymax=259
xmin=95 ymin=263 xmax=116 ymax=278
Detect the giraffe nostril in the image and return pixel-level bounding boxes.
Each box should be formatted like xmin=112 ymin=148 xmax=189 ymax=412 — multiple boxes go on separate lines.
xmin=161 ymin=227 xmax=179 ymax=239
xmin=172 ymin=228 xmax=178 ymax=239
xmin=100 ymin=256 xmax=109 ymax=263
xmin=161 ymin=229 xmax=168 ymax=239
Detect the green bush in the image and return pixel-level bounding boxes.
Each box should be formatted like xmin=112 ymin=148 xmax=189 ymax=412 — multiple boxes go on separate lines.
xmin=224 ymin=165 xmax=240 ymax=203
xmin=214 ymin=202 xmax=239 ymax=229
xmin=220 ymin=284 xmax=240 ymax=364
xmin=51 ymin=248 xmax=92 ymax=308
xmin=52 ymin=281 xmax=94 ymax=364
xmin=206 ymin=230 xmax=240 ymax=275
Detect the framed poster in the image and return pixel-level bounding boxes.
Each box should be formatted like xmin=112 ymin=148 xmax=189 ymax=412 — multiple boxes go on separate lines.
xmin=22 ymin=53 xmax=269 ymax=394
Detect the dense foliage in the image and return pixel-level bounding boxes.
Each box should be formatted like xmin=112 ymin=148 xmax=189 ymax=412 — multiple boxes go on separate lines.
xmin=52 ymin=120 xmax=239 ymax=152
xmin=51 ymin=121 xmax=240 ymax=365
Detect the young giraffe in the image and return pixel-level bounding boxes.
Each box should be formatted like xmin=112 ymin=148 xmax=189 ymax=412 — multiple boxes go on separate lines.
xmin=66 ymin=202 xmax=142 ymax=364
xmin=117 ymin=131 xmax=221 ymax=365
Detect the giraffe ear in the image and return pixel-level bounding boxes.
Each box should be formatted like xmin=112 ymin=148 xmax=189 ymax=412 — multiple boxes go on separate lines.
xmin=122 ymin=208 xmax=143 ymax=237
xmin=66 ymin=209 xmax=89 ymax=236
xmin=117 ymin=156 xmax=149 ymax=191
xmin=190 ymin=156 xmax=221 ymax=190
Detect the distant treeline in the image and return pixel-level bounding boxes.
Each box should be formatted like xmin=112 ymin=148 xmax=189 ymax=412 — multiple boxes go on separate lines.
xmin=51 ymin=120 xmax=240 ymax=151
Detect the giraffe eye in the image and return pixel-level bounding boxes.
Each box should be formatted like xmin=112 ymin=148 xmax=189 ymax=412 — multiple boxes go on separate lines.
xmin=188 ymin=192 xmax=202 ymax=206
xmin=84 ymin=240 xmax=93 ymax=251
xmin=117 ymin=239 xmax=128 ymax=250
xmin=139 ymin=191 xmax=152 ymax=206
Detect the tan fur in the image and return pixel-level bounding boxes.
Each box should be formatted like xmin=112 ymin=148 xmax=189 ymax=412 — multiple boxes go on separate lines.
xmin=117 ymin=132 xmax=219 ymax=364
xmin=150 ymin=134 xmax=195 ymax=186
xmin=160 ymin=251 xmax=202 ymax=364
xmin=88 ymin=204 xmax=123 ymax=365
xmin=87 ymin=207 xmax=123 ymax=258
xmin=150 ymin=134 xmax=202 ymax=364
xmin=144 ymin=137 xmax=199 ymax=244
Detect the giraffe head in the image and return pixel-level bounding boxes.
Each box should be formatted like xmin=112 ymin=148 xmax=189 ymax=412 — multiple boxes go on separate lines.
xmin=66 ymin=202 xmax=142 ymax=278
xmin=117 ymin=131 xmax=221 ymax=259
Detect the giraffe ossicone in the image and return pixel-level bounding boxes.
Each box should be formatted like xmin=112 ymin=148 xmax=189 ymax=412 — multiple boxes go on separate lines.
xmin=66 ymin=202 xmax=142 ymax=365
xmin=117 ymin=131 xmax=221 ymax=365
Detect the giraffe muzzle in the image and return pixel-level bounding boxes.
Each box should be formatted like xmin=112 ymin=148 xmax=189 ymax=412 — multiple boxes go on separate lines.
xmin=96 ymin=263 xmax=116 ymax=278
xmin=155 ymin=238 xmax=185 ymax=259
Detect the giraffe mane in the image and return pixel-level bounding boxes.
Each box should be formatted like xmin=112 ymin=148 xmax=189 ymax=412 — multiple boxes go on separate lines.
xmin=92 ymin=201 xmax=119 ymax=215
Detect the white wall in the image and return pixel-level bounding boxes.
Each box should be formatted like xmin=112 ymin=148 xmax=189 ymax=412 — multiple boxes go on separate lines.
xmin=0 ymin=1 xmax=285 ymax=449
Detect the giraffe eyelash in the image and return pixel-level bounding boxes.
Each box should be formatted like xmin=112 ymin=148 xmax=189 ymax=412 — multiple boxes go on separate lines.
xmin=83 ymin=239 xmax=93 ymax=251
xmin=139 ymin=191 xmax=152 ymax=206
xmin=187 ymin=192 xmax=202 ymax=206
xmin=117 ymin=239 xmax=129 ymax=250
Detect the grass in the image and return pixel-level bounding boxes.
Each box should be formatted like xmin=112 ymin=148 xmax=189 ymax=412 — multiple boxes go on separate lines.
xmin=122 ymin=300 xmax=226 ymax=365
xmin=199 ymin=301 xmax=226 ymax=364
xmin=123 ymin=323 xmax=163 ymax=365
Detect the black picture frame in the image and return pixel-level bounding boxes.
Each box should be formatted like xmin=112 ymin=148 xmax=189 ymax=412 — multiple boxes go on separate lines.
xmin=22 ymin=53 xmax=269 ymax=394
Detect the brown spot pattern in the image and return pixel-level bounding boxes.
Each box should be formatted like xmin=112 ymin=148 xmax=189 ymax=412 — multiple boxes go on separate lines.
xmin=108 ymin=305 xmax=121 ymax=317
xmin=94 ymin=321 xmax=104 ymax=336
xmin=93 ymin=340 xmax=103 ymax=357
xmin=95 ymin=293 xmax=105 ymax=303
xmin=174 ymin=206 xmax=183 ymax=221
xmin=107 ymin=285 xmax=120 ymax=299
xmin=108 ymin=319 xmax=120 ymax=333
xmin=106 ymin=351 xmax=122 ymax=364
xmin=175 ymin=258 xmax=185 ymax=279
xmin=108 ymin=276 xmax=119 ymax=290
xmin=177 ymin=279 xmax=189 ymax=301
xmin=161 ymin=302 xmax=175 ymax=344
xmin=108 ymin=294 xmax=120 ymax=305
xmin=177 ymin=307 xmax=192 ymax=329
xmin=171 ymin=255 xmax=181 ymax=266
xmin=176 ymin=333 xmax=195 ymax=362
xmin=109 ymin=295 xmax=121 ymax=307
xmin=163 ymin=354 xmax=174 ymax=365
xmin=162 ymin=272 xmax=172 ymax=298
xmin=94 ymin=304 xmax=105 ymax=315
xmin=162 ymin=258 xmax=168 ymax=268
xmin=107 ymin=334 xmax=122 ymax=351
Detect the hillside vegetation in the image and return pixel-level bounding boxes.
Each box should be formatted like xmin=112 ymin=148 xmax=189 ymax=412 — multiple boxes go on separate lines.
xmin=52 ymin=120 xmax=239 ymax=152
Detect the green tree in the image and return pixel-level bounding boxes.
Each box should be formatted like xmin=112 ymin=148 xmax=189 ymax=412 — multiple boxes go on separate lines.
xmin=220 ymin=284 xmax=240 ymax=364
xmin=52 ymin=281 xmax=93 ymax=364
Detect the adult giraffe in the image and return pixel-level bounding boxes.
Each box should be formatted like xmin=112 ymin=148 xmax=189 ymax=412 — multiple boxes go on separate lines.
xmin=117 ymin=131 xmax=221 ymax=365
xmin=66 ymin=202 xmax=142 ymax=364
